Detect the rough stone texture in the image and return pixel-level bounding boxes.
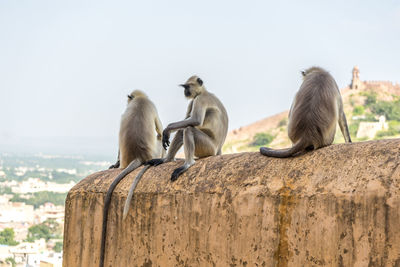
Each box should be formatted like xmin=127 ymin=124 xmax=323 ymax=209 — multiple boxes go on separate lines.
xmin=63 ymin=139 xmax=400 ymax=267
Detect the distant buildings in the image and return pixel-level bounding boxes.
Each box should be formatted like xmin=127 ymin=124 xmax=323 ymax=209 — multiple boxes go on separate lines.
xmin=10 ymin=178 xmax=75 ymax=194
xmin=350 ymin=66 xmax=400 ymax=95
xmin=0 ymin=196 xmax=64 ymax=242
xmin=356 ymin=116 xmax=389 ymax=139
xmin=35 ymin=203 xmax=64 ymax=226
xmin=0 ymin=197 xmax=64 ymax=266
xmin=0 ymin=239 xmax=62 ymax=267
xmin=0 ymin=200 xmax=34 ymax=224
xmin=0 ymin=154 xmax=110 ymax=266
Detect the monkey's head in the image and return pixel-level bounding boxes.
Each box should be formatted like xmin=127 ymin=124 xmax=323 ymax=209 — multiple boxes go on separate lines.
xmin=180 ymin=75 xmax=204 ymax=99
xmin=127 ymin=90 xmax=147 ymax=103
xmin=301 ymin=66 xmax=324 ymax=79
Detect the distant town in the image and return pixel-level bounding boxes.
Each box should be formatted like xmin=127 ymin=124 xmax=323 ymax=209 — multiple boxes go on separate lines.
xmin=0 ymin=153 xmax=110 ymax=267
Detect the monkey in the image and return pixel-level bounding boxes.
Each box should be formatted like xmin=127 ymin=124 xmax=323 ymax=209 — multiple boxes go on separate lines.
xmin=260 ymin=66 xmax=352 ymax=158
xmin=147 ymin=75 xmax=229 ymax=181
xmin=100 ymin=90 xmax=165 ymax=267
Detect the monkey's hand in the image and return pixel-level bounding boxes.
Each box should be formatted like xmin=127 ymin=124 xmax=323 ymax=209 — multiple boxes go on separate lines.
xmin=146 ymin=158 xmax=165 ymax=166
xmin=162 ymin=129 xmax=170 ymax=150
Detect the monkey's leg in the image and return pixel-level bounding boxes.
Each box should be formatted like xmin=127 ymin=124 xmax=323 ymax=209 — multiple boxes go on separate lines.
xmin=171 ymin=127 xmax=215 ymax=181
xmin=338 ymin=109 xmax=352 ymax=143
xmin=147 ymin=130 xmax=183 ymax=166
xmin=100 ymin=159 xmax=142 ymax=267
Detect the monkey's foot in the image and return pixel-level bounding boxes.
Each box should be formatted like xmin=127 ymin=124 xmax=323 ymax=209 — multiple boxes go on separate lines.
xmin=109 ymin=161 xmax=120 ymax=169
xmin=171 ymin=166 xmax=187 ymax=182
xmin=146 ymin=158 xmax=165 ymax=166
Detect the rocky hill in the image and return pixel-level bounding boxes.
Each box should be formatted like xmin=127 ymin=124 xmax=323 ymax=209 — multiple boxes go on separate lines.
xmin=224 ymin=66 xmax=400 ymax=153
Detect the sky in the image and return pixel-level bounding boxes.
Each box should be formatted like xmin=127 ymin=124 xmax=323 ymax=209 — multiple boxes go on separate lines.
xmin=0 ymin=0 xmax=399 ymax=156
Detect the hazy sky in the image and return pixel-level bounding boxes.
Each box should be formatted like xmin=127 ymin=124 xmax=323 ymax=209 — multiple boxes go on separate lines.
xmin=0 ymin=0 xmax=399 ymax=155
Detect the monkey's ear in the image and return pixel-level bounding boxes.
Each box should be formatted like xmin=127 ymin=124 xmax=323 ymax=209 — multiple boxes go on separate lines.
xmin=197 ymin=77 xmax=203 ymax=86
xmin=127 ymin=95 xmax=133 ymax=100
xmin=301 ymin=70 xmax=306 ymax=77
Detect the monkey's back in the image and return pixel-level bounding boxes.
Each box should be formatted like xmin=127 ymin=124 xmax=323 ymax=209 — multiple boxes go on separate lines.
xmin=288 ymin=70 xmax=340 ymax=148
xmin=198 ymin=92 xmax=229 ymax=149
xmin=119 ymin=98 xmax=158 ymax=168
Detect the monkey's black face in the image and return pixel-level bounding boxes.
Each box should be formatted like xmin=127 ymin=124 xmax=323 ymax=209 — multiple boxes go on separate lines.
xmin=180 ymin=84 xmax=192 ymax=97
xmin=184 ymin=88 xmax=191 ymax=97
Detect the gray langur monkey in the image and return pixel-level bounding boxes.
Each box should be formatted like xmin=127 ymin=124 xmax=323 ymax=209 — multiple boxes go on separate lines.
xmin=100 ymin=90 xmax=165 ymax=267
xmin=147 ymin=75 xmax=229 ymax=181
xmin=260 ymin=66 xmax=352 ymax=158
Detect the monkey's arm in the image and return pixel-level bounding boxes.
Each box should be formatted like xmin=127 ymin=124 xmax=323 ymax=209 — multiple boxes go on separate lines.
xmin=338 ymin=101 xmax=352 ymax=143
xmin=167 ymin=98 xmax=206 ymax=131
xmin=155 ymin=117 xmax=163 ymax=140
xmin=162 ymin=98 xmax=207 ymax=149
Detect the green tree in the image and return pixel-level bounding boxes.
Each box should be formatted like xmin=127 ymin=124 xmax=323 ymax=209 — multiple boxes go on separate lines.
xmin=371 ymin=101 xmax=400 ymax=121
xmin=10 ymin=191 xmax=67 ymax=208
xmin=5 ymin=257 xmax=16 ymax=267
xmin=360 ymin=112 xmax=378 ymax=122
xmin=54 ymin=241 xmax=63 ymax=253
xmin=0 ymin=228 xmax=19 ymax=246
xmin=26 ymin=224 xmax=51 ymax=242
xmin=278 ymin=118 xmax=287 ymax=127
xmin=26 ymin=219 xmax=61 ymax=242
xmin=348 ymin=122 xmax=360 ymax=137
xmin=362 ymin=91 xmax=377 ymax=106
xmin=0 ymin=186 xmax=12 ymax=194
xmin=389 ymin=120 xmax=400 ymax=132
xmin=352 ymin=105 xmax=364 ymax=116
xmin=375 ymin=120 xmax=400 ymax=139
xmin=251 ymin=133 xmax=275 ymax=147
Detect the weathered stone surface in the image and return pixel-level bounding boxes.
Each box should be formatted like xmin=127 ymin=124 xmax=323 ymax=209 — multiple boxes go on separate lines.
xmin=63 ymin=139 xmax=400 ymax=267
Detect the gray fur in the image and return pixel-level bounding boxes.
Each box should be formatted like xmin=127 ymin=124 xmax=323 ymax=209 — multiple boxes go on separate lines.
xmin=260 ymin=67 xmax=352 ymax=158
xmin=100 ymin=91 xmax=164 ymax=267
xmin=149 ymin=76 xmax=229 ymax=181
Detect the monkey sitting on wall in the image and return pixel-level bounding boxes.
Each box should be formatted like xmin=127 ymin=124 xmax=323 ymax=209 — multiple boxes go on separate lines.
xmin=147 ymin=75 xmax=229 ymax=181
xmin=260 ymin=66 xmax=352 ymax=158
xmin=100 ymin=90 xmax=164 ymax=267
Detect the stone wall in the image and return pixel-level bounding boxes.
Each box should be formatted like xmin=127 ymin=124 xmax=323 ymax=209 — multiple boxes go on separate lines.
xmin=63 ymin=139 xmax=400 ymax=267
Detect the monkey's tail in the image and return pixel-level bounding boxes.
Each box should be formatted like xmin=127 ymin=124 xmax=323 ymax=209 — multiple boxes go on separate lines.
xmin=122 ymin=165 xmax=151 ymax=220
xmin=260 ymin=140 xmax=305 ymax=158
xmin=100 ymin=160 xmax=141 ymax=267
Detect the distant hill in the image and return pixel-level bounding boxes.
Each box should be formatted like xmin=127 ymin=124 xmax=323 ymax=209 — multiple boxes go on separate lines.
xmin=223 ymin=66 xmax=400 ymax=153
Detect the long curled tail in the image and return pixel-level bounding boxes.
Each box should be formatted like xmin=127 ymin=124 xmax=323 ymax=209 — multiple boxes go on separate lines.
xmin=122 ymin=164 xmax=151 ymax=219
xmin=99 ymin=159 xmax=141 ymax=267
xmin=260 ymin=140 xmax=306 ymax=158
